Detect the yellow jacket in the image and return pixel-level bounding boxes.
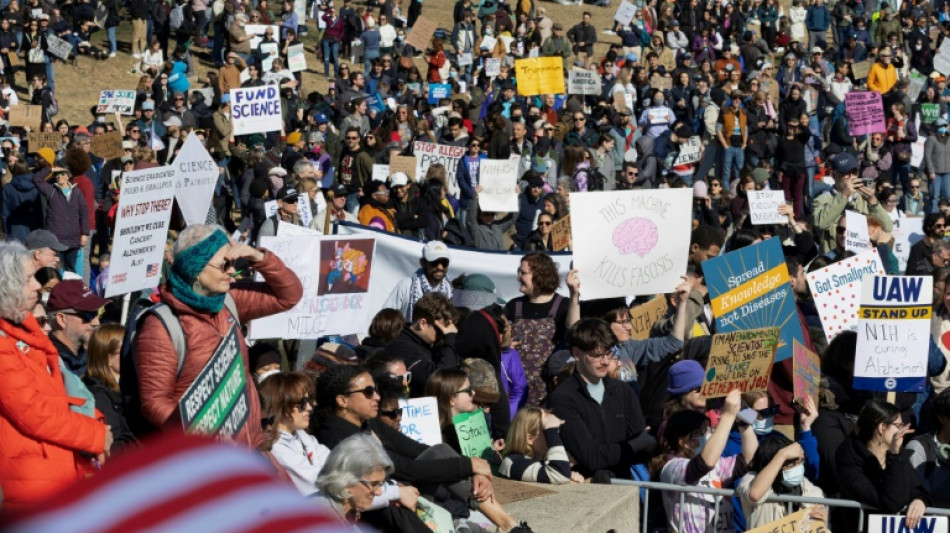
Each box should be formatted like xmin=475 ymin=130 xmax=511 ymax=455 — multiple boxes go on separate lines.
xmin=867 ymin=62 xmax=897 ymax=95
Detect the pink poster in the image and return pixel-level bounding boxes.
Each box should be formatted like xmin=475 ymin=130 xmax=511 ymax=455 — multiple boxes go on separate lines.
xmin=845 ymin=91 xmax=886 ymax=136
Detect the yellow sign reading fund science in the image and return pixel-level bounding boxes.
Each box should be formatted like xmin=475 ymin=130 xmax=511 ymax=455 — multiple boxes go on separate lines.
xmin=514 ymin=57 xmax=565 ymax=96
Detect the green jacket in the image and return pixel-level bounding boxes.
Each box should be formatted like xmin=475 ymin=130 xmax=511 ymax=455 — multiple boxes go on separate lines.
xmin=541 ymin=36 xmax=572 ymax=70
xmin=812 ymin=190 xmax=893 ymax=254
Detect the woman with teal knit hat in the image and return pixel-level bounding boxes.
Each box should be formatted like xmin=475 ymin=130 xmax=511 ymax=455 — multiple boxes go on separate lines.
xmin=133 ymin=224 xmax=303 ymax=448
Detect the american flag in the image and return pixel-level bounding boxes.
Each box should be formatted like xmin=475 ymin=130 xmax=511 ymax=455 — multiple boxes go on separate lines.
xmin=145 ymin=263 xmax=159 ymax=277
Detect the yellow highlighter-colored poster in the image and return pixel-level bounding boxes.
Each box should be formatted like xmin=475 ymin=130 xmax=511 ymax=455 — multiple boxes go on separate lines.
xmin=514 ymin=57 xmax=565 ymax=96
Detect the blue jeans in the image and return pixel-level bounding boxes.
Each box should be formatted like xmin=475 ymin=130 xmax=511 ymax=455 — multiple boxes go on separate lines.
xmin=695 ymin=141 xmax=721 ymax=184
xmin=345 ymin=192 xmax=360 ymax=215
xmin=322 ymin=40 xmax=340 ymax=78
xmin=107 ymin=26 xmax=117 ymax=53
xmin=45 ymin=60 xmax=54 ymax=92
xmin=363 ymin=50 xmax=380 ymax=74
xmin=934 ymin=173 xmax=950 ymax=212
xmin=894 ymin=161 xmax=911 ymax=192
xmin=722 ymin=146 xmax=744 ymax=189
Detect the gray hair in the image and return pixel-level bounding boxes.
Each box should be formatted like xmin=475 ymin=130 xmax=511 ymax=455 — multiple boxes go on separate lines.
xmin=172 ymin=224 xmax=228 ymax=258
xmin=934 ymin=239 xmax=950 ymax=256
xmin=293 ymin=159 xmax=315 ymax=176
xmin=316 ymin=434 xmax=394 ymax=502
xmin=556 ymin=176 xmax=574 ymax=192
xmin=0 ymin=241 xmax=33 ymax=322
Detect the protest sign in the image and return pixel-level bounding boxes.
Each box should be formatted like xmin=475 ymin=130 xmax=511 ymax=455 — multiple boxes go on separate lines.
xmin=405 ymin=16 xmax=437 ymax=50
xmin=390 ymin=154 xmax=416 ymax=181
xmin=704 ymin=237 xmax=804 ymax=362
xmin=398 ymin=396 xmax=442 ymax=446
xmin=673 ymin=136 xmax=702 ymax=165
xmin=265 ymin=194 xmax=313 ymax=227
xmin=568 ymin=69 xmax=602 ymax=95
xmin=922 ymin=103 xmax=941 ymax=124
xmin=46 ymin=34 xmax=72 ymax=60
xmin=287 ymin=43 xmax=306 ymax=72
xmin=96 ymin=90 xmax=137 ymax=115
xmin=8 ymin=105 xmax=42 ymax=129
xmin=372 ymin=164 xmax=390 ymax=183
xmin=457 ymin=52 xmax=473 ymax=66
xmin=868 ymin=515 xmax=948 ymax=533
xmin=173 ymin=133 xmax=219 ymax=226
xmin=230 ymin=86 xmax=283 ymax=135
xmin=90 ymin=131 xmax=124 ymax=160
xmin=106 ymin=166 xmax=177 ymax=297
xmin=845 ymin=210 xmax=873 ymax=253
xmin=245 ymin=24 xmax=280 ymax=49
xmin=793 ymin=340 xmax=820 ymax=407
xmin=854 ymin=275 xmax=933 ymax=392
xmin=852 ymin=60 xmax=872 ymax=79
xmin=514 ymin=57 xmax=565 ymax=96
xmin=485 ymin=58 xmax=501 ymax=77
xmin=700 ymin=327 xmax=780 ymax=398
xmin=570 ymin=189 xmax=692 ymax=300
xmin=27 ymin=131 xmax=61 ymax=152
xmin=746 ymin=508 xmax=827 ymax=533
xmin=806 ymin=250 xmax=884 ymax=340
xmin=845 ymin=91 xmax=886 ymax=136
xmin=748 ymin=190 xmax=788 ymax=225
xmin=277 ymin=222 xmax=320 ymax=237
xmin=893 ymin=216 xmax=925 ymax=273
xmin=452 ymin=410 xmax=493 ymax=461
xmin=908 ymin=71 xmax=927 ymax=102
xmin=937 ymin=39 xmax=950 ymax=76
xmin=629 ymin=296 xmax=669 ymax=341
xmin=413 ymin=142 xmax=465 ymax=196
xmin=912 ymin=136 xmax=927 ymax=168
xmin=179 ymin=325 xmax=250 ymax=439
xmin=250 ymin=236 xmax=377 ymax=339
xmin=427 ymin=83 xmax=451 ymax=104
xmin=479 ymin=36 xmax=498 ymax=53
xmin=478 ymin=158 xmax=519 ymax=213
xmin=551 ymin=214 xmax=571 ymax=251
xmin=650 ymin=74 xmax=673 ymax=90
xmin=614 ymin=0 xmax=637 ymax=24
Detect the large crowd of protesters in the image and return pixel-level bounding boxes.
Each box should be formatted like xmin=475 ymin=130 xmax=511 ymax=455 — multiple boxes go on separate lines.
xmin=6 ymin=0 xmax=950 ymax=531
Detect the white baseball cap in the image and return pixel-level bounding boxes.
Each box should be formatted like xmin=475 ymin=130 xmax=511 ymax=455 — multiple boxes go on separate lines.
xmin=423 ymin=241 xmax=450 ymax=262
xmin=390 ymin=172 xmax=409 ymax=187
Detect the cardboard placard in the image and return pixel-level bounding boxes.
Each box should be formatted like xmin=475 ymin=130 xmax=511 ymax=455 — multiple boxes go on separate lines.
xmin=935 ymin=38 xmax=950 ymax=76
xmin=845 ymin=91 xmax=886 ymax=136
xmin=805 ymin=250 xmax=885 ymax=340
xmin=628 ymin=295 xmax=669 ymax=341
xmin=230 ymin=85 xmax=283 ymax=135
xmin=8 ymin=105 xmax=42 ymax=129
xmin=650 ymin=74 xmax=673 ymax=90
xmin=398 ymin=396 xmax=442 ymax=446
xmin=851 ymin=60 xmax=871 ymax=79
xmin=90 ymin=131 xmax=124 ymax=160
xmin=179 ymin=325 xmax=250 ymax=439
xmin=514 ymin=57 xmax=565 ymax=96
xmin=372 ymin=164 xmax=390 ymax=183
xmin=867 ymin=515 xmax=948 ymax=533
xmin=854 ymin=275 xmax=933 ymax=392
xmin=569 ymin=189 xmax=692 ymax=300
xmin=485 ymin=58 xmax=501 ymax=77
xmin=748 ymin=190 xmax=788 ymax=225
xmin=245 ymin=24 xmax=280 ymax=50
xmin=551 ymin=214 xmax=571 ymax=251
xmin=568 ymin=68 xmax=602 ymax=95
xmin=405 ymin=16 xmax=437 ymax=50
xmin=265 ymin=194 xmax=313 ymax=228
xmin=892 ymin=216 xmax=925 ymax=273
xmin=792 ymin=340 xmax=820 ymax=407
xmin=427 ymin=82 xmax=451 ymax=104
xmin=908 ymin=71 xmax=927 ymax=103
xmin=747 ymin=508 xmax=827 ymax=533
xmin=389 ymin=154 xmax=417 ymax=181
xmin=477 ymin=158 xmax=519 ymax=213
xmin=700 ymin=327 xmax=780 ymax=398
xmin=452 ymin=409 xmax=493 ymax=461
xmin=922 ymin=103 xmax=941 ymax=124
xmin=27 ymin=131 xmax=61 ymax=152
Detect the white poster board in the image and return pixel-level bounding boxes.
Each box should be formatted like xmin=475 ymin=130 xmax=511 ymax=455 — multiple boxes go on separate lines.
xmin=372 ymin=164 xmax=390 ymax=183
xmin=413 ymin=141 xmax=465 ymax=197
xmin=845 ymin=210 xmax=873 ymax=253
xmin=230 ymin=86 xmax=283 ymax=135
xmin=105 ymin=166 xmax=177 ymax=297
xmin=95 ymin=90 xmax=137 ymax=115
xmin=893 ymin=216 xmax=925 ymax=273
xmin=748 ymin=190 xmax=788 ymax=225
xmin=46 ymin=34 xmax=72 ymax=60
xmin=173 ymin=133 xmax=219 ymax=226
xmin=936 ymin=39 xmax=950 ymax=76
xmin=485 ymin=58 xmax=501 ymax=77
xmin=569 ymin=189 xmax=692 ymax=300
xmin=265 ymin=194 xmax=313 ymax=227
xmin=868 ymin=515 xmax=948 ymax=533
xmin=277 ymin=221 xmax=321 ymax=237
xmin=614 ymin=0 xmax=637 ymax=25
xmin=568 ymin=69 xmax=602 ymax=95
xmin=246 ymin=24 xmax=281 ymax=50
xmin=477 ymin=158 xmax=519 ymax=213
xmin=673 ymin=136 xmax=702 ymax=165
xmin=398 ymin=396 xmax=442 ymax=446
xmin=805 ymin=250 xmax=885 ymax=341
xmin=287 ymin=43 xmax=307 ymax=72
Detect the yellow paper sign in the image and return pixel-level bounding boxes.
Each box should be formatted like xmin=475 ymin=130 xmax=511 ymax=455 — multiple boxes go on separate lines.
xmin=514 ymin=57 xmax=565 ymax=96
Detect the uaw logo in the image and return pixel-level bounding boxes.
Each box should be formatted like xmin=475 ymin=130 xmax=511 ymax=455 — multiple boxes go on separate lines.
xmin=884 ymin=377 xmax=897 ymax=390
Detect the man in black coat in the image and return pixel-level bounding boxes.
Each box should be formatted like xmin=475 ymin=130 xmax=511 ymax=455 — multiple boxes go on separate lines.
xmin=386 ymin=292 xmax=461 ymax=397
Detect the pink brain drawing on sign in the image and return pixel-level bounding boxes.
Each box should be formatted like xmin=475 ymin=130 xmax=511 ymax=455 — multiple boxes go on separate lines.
xmin=612 ymin=217 xmax=659 ymax=257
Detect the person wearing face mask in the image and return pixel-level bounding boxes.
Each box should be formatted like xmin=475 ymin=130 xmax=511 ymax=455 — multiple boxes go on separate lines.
xmin=737 ymin=435 xmax=828 ymax=529
xmin=926 ymin=118 xmax=950 ymax=213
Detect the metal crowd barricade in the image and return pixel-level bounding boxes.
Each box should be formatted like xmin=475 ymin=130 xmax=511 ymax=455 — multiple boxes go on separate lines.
xmin=612 ymin=479 xmax=950 ymax=533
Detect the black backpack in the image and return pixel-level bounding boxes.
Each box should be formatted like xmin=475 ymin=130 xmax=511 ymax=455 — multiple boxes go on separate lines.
xmin=573 ymin=166 xmax=608 ymax=191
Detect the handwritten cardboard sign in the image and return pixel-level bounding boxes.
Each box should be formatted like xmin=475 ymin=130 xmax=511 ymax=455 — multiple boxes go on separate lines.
xmin=614 ymin=0 xmax=637 ymax=25
xmin=854 ymin=275 xmax=933 ymax=392
xmin=748 ymin=190 xmax=788 ymax=225
xmin=851 ymin=60 xmax=871 ymax=79
xmin=629 ymin=295 xmax=669 ymax=341
xmin=845 ymin=91 xmax=886 ymax=136
xmin=96 ymin=90 xmax=137 ymax=115
xmin=551 ymin=214 xmax=571 ymax=251
xmin=405 ymin=16 xmax=437 ymax=50
xmin=701 ymin=327 xmax=780 ymax=398
xmin=8 ymin=105 xmax=42 ymax=129
xmin=673 ymin=136 xmax=702 ymax=165
xmin=650 ymin=74 xmax=673 ymax=90
xmin=287 ymin=43 xmax=307 ymax=72
xmin=453 ymin=409 xmax=493 ymax=461
xmin=806 ymin=250 xmax=884 ymax=341
xmin=91 ymin=131 xmax=125 ymax=160
xmin=414 ymin=142 xmax=465 ymax=196
xmin=514 ymin=57 xmax=565 ymax=96
xmin=27 ymin=131 xmax=61 ymax=152
xmin=793 ymin=340 xmax=820 ymax=407
xmin=399 ymin=396 xmax=442 ymax=446
xmin=747 ymin=508 xmax=827 ymax=533
xmin=389 ymin=154 xmax=416 ymax=181
xmin=45 ymin=34 xmax=72 ymax=60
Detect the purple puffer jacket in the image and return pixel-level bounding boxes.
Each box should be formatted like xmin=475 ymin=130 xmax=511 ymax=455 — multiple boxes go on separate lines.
xmin=501 ymin=348 xmax=528 ymax=416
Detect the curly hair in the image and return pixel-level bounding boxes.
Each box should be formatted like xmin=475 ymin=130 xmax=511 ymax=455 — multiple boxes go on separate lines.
xmin=315 ymin=365 xmax=367 ymax=416
xmin=520 ymin=252 xmax=560 ymax=296
xmin=0 ymin=241 xmax=33 ymax=323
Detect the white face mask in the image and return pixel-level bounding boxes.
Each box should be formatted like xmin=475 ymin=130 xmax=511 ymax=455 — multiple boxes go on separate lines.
xmin=781 ymin=463 xmax=805 ymax=487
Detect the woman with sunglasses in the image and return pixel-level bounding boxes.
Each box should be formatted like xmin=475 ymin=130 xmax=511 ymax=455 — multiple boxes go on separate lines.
xmin=134 ymin=224 xmax=303 ymax=449
xmin=523 ymin=211 xmax=555 ymax=251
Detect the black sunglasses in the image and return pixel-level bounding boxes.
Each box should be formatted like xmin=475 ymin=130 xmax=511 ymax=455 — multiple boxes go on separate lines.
xmin=380 ymin=407 xmax=403 ymax=419
xmin=60 ymin=309 xmax=101 ymax=323
xmin=756 ymin=405 xmax=780 ymax=419
xmin=295 ymin=396 xmax=315 ymax=411
xmin=343 ymin=385 xmax=378 ymax=399
xmin=427 ymin=258 xmax=449 ymax=268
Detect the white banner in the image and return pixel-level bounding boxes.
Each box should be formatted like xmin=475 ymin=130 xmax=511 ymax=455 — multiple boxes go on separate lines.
xmin=413 ymin=141 xmax=465 ymax=197
xmin=337 ymin=223 xmax=574 ymax=334
xmin=868 ymin=515 xmax=948 ymax=533
xmin=805 ymin=250 xmax=885 ymax=341
xmin=845 ymin=210 xmax=873 ymax=253
xmin=569 ymin=189 xmax=692 ymax=300
xmin=231 ymin=86 xmax=283 ymax=135
xmin=399 ymin=396 xmax=442 ymax=446
xmin=250 ymin=235 xmax=378 ymax=339
xmin=478 ymin=158 xmax=519 ymax=213
xmin=287 ymin=43 xmax=307 ymax=72
xmin=173 ymin=134 xmax=219 ymax=226
xmin=568 ymin=69 xmax=602 ymax=95
xmin=105 ymin=166 xmax=177 ymax=297
xmin=893 ymin=216 xmax=924 ymax=273
xmin=614 ymin=0 xmax=637 ymax=25
xmin=96 ymin=90 xmax=137 ymax=115
xmin=748 ymin=190 xmax=788 ymax=225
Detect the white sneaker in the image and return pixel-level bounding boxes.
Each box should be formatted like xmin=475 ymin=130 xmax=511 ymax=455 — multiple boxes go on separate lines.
xmin=132 ymin=53 xmax=141 ymax=59
xmin=108 ymin=52 xmax=116 ymax=58
xmin=603 ymin=29 xmax=616 ymax=35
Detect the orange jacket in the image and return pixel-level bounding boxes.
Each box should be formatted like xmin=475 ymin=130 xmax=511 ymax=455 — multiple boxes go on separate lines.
xmin=134 ymin=250 xmax=303 ymax=450
xmin=0 ymin=314 xmax=106 ymax=511
xmin=358 ymin=203 xmax=399 ymax=233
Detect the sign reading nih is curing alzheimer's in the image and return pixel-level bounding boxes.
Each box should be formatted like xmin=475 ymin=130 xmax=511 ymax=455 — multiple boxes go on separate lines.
xmin=230 ymin=86 xmax=282 ymax=136
xmin=704 ymin=237 xmax=804 ymax=362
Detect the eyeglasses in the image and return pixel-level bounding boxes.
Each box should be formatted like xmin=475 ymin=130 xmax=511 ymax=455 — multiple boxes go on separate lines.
xmin=343 ymin=385 xmax=378 ymax=398
xmin=585 ymin=349 xmax=612 ymax=360
xmin=574 ymin=117 xmax=585 ymax=122
xmin=380 ymin=407 xmax=403 ymax=419
xmin=910 ymin=185 xmax=920 ymax=189
xmin=295 ymin=396 xmax=315 ymax=411
xmin=207 ymin=259 xmax=236 ymax=272
xmin=455 ymin=386 xmax=474 ymax=396
xmin=129 ymin=129 xmax=140 ymax=133
xmin=358 ymin=478 xmax=386 ymax=491
xmin=755 ymin=405 xmax=780 ymax=419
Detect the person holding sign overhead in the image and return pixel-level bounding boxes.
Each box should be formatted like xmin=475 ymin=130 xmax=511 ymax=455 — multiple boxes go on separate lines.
xmin=133 ymin=224 xmax=303 ymax=449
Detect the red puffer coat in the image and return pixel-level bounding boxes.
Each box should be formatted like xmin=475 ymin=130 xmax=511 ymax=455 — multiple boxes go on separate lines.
xmin=0 ymin=314 xmax=106 ymax=511
xmin=135 ymin=250 xmax=302 ymax=449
